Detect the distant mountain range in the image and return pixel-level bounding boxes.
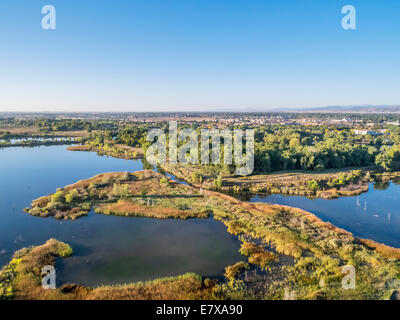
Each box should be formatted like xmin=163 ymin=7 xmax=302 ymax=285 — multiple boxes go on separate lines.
xmin=294 ymin=105 xmax=400 ymax=113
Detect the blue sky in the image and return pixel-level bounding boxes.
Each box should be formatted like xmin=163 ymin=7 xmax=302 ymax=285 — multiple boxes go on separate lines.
xmin=0 ymin=0 xmax=399 ymax=112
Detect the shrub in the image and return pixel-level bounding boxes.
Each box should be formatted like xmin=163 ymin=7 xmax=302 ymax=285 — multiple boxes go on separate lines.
xmin=191 ymin=171 xmax=203 ymax=183
xmin=51 ymin=191 xmax=65 ymax=203
xmin=240 ymin=242 xmax=277 ymax=268
xmin=307 ymin=180 xmax=320 ymax=191
xmin=160 ymin=177 xmax=169 ymax=184
xmin=224 ymin=261 xmax=249 ymax=280
xmin=65 ymin=189 xmax=79 ymax=203
xmin=214 ymin=175 xmax=223 ymax=190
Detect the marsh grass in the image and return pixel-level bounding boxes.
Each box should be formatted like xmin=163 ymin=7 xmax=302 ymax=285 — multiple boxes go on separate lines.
xmin=239 ymin=242 xmax=278 ymax=269
xmin=67 ymin=143 xmax=143 ymax=160
xmin=0 ymin=240 xmax=217 ymax=300
xmin=23 ymin=170 xmax=400 ymax=299
xmin=224 ymin=262 xmax=250 ymax=280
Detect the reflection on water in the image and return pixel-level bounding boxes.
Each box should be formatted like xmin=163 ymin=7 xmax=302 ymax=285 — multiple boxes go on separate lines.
xmin=0 ymin=146 xmax=241 ymax=286
xmin=250 ymin=182 xmax=400 ymax=248
xmin=57 ymin=213 xmax=241 ymax=286
xmin=0 ymin=137 xmax=76 ymax=144
xmin=373 ymin=181 xmax=390 ymax=191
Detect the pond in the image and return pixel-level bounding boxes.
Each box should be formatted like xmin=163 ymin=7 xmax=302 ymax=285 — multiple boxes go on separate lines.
xmin=0 ymin=145 xmax=242 ymax=286
xmin=250 ymin=181 xmax=400 ymax=248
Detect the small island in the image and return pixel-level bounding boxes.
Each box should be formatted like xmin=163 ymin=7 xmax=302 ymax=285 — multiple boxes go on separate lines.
xmin=67 ymin=143 xmax=144 ymax=160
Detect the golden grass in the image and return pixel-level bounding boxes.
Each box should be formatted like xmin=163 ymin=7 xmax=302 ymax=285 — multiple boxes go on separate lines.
xmin=26 ymin=170 xmax=208 ymax=220
xmin=239 ymin=242 xmax=277 ymax=268
xmin=1 ymin=240 xmax=217 ymax=300
xmin=67 ymin=143 xmax=144 ymax=159
xmin=224 ymin=261 xmax=249 ymax=280
xmin=67 ymin=145 xmax=91 ymax=151
xmin=161 ymin=163 xmax=377 ymax=199
xmin=96 ymin=200 xmax=208 ymax=219
xmin=87 ymin=273 xmax=216 ymax=300
xmin=359 ymin=238 xmax=400 ymax=260
xmin=24 ymin=170 xmax=400 ymax=300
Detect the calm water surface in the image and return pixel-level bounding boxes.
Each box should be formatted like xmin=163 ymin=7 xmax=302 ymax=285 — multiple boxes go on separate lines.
xmin=251 ymin=182 xmax=400 ymax=248
xmin=0 ymin=146 xmax=241 ymax=286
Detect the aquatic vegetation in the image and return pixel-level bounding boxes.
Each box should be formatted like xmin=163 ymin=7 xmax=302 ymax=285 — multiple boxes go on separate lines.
xmin=67 ymin=143 xmax=143 ymax=160
xmin=239 ymin=242 xmax=277 ymax=269
xmin=24 ymin=170 xmax=400 ymax=299
xmin=359 ymin=239 xmax=400 ymax=260
xmin=162 ymin=164 xmax=350 ymax=194
xmin=88 ymin=273 xmax=217 ymax=300
xmin=0 ymin=240 xmax=217 ymax=300
xmin=25 ymin=171 xmax=209 ymax=220
xmin=96 ymin=199 xmax=208 ymax=219
xmin=0 ymin=239 xmax=74 ymax=300
xmin=161 ymin=163 xmax=399 ymax=199
xmin=224 ymin=261 xmax=249 ymax=280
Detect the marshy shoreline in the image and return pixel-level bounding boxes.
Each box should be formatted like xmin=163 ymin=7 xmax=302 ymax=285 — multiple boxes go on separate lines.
xmin=12 ymin=169 xmax=400 ymax=300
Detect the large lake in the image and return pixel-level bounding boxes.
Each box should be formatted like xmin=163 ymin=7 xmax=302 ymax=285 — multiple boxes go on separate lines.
xmin=0 ymin=146 xmax=242 ymax=286
xmin=251 ymin=181 xmax=400 ymax=248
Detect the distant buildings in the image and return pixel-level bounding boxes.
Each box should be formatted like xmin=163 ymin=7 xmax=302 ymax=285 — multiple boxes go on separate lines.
xmin=354 ymin=130 xmax=384 ymax=136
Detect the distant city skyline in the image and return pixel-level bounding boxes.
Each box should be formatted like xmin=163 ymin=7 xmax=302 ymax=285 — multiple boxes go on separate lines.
xmin=1 ymin=0 xmax=399 ymax=112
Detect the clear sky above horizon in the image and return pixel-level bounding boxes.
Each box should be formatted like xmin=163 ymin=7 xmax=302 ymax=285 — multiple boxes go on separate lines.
xmin=0 ymin=0 xmax=399 ymax=112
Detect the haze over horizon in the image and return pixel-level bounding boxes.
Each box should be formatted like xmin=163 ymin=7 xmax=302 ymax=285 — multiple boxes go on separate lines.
xmin=2 ymin=104 xmax=400 ymax=114
xmin=1 ymin=0 xmax=399 ymax=112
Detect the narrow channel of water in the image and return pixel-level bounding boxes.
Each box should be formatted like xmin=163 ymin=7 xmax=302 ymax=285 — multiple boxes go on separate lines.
xmin=250 ymin=181 xmax=400 ymax=248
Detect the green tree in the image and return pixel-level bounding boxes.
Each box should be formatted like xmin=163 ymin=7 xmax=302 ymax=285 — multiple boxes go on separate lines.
xmin=65 ymin=189 xmax=79 ymax=203
xmin=307 ymin=180 xmax=320 ymax=191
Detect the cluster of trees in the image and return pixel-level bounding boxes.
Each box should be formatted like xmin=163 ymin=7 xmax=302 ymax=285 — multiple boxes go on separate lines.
xmin=253 ymin=127 xmax=375 ymax=172
xmin=81 ymin=122 xmax=400 ymax=174
xmin=0 ymin=118 xmax=117 ymax=132
xmin=0 ymin=138 xmax=76 ymax=148
xmin=375 ymin=145 xmax=400 ymax=171
xmin=252 ymin=125 xmax=400 ymax=173
xmin=116 ymin=126 xmax=149 ymax=147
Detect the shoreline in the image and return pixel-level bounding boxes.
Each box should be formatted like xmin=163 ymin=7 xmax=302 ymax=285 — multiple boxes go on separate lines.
xmin=67 ymin=144 xmax=144 ymax=160
xmin=19 ymin=169 xmax=400 ymax=299
xmin=160 ymin=163 xmax=400 ymax=200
